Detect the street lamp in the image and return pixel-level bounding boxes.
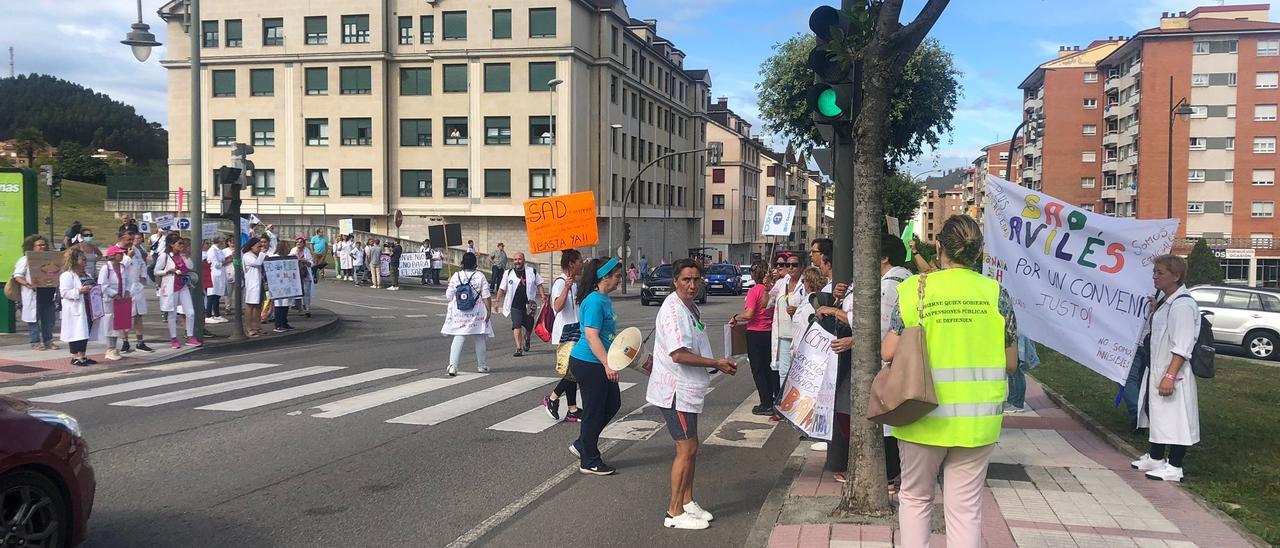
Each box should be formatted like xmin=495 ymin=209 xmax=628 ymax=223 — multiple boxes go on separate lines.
xmin=1167 ymin=75 xmax=1195 ymax=219
xmin=608 ymin=122 xmax=623 ymax=257
xmin=120 ymin=0 xmax=162 ymax=63
xmin=547 ymin=78 xmax=564 ymax=190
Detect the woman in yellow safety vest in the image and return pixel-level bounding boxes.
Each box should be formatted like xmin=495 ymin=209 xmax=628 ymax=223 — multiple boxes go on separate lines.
xmin=882 ymin=215 xmax=1018 ymax=548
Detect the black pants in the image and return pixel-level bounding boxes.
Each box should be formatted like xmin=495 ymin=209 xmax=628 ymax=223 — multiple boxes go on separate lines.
xmin=553 ymin=379 xmax=578 ymax=407
xmin=746 ymin=330 xmax=777 ymax=408
xmin=206 ymin=295 xmax=222 ymax=317
xmin=1150 ymin=443 xmax=1187 ymax=467
xmin=884 ymin=436 xmax=901 ymax=480
xmin=491 ymin=267 xmax=502 ymax=291
xmin=274 ymin=305 xmax=290 ymax=329
xmin=570 ymin=357 xmax=621 ymax=469
xmin=69 ymin=339 xmax=88 ymax=355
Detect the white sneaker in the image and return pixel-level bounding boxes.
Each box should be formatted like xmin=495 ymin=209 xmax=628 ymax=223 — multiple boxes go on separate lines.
xmin=1003 ymin=403 xmax=1026 ymax=414
xmin=1130 ymin=453 xmax=1165 ymax=472
xmin=683 ymin=501 xmax=714 ymax=522
xmin=447 ymin=364 xmax=458 ymax=377
xmin=810 ymin=442 xmax=828 ymax=452
xmin=663 ymin=512 xmax=710 ymax=530
xmin=104 ymin=349 xmax=122 ymax=361
xmin=477 ymin=365 xmax=490 ymax=373
xmin=1145 ymin=464 xmax=1184 ymax=482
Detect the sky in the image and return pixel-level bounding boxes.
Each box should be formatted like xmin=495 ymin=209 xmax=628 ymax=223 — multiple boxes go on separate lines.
xmin=5 ymin=0 xmax=1278 ymax=176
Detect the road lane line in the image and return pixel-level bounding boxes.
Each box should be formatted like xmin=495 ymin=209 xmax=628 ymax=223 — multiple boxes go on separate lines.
xmin=386 ymin=376 xmax=557 ymax=426
xmin=487 ymin=382 xmax=636 ymax=434
xmin=0 ymin=360 xmax=215 ymax=396
xmin=703 ymin=392 xmax=780 ymax=448
xmin=27 ymin=363 xmax=282 ymax=403
xmin=310 ymin=373 xmax=483 ymax=418
xmin=318 ymin=298 xmax=391 ymax=310
xmin=404 ymin=314 xmax=430 ymax=318
xmin=109 ymin=366 xmax=345 ymax=407
xmin=195 ymin=368 xmax=415 ymax=411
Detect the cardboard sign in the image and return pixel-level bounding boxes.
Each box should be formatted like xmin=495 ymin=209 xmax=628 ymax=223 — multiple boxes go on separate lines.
xmin=777 ymin=322 xmax=839 ymax=440
xmin=203 ymin=222 xmax=221 ymax=240
xmin=397 ymin=252 xmax=430 ymax=278
xmin=139 ymin=221 xmax=152 ymax=234
xmin=722 ymin=323 xmax=748 ymax=358
xmin=155 ymin=214 xmax=176 ymax=231
xmin=141 ymin=212 xmax=153 ymax=223
xmin=88 ymin=285 xmax=105 ymax=320
xmin=262 ymin=256 xmax=303 ymax=300
xmin=761 ymin=205 xmax=797 ymax=236
xmin=339 ymin=218 xmax=354 ymax=235
xmin=523 ymin=191 xmax=599 ymax=254
xmin=24 ymin=251 xmax=62 ymax=288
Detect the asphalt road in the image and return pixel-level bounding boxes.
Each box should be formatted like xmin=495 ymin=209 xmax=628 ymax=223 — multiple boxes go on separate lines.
xmin=14 ymin=279 xmax=800 ymax=547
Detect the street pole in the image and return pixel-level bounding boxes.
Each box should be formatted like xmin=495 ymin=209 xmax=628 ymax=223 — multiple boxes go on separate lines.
xmin=619 ymin=145 xmax=720 ymax=291
xmin=607 ymin=123 xmax=621 ymax=258
xmin=826 ymin=128 xmax=856 ymax=473
xmin=1166 ymin=75 xmax=1174 ymax=220
xmin=188 ymin=0 xmax=206 ymax=340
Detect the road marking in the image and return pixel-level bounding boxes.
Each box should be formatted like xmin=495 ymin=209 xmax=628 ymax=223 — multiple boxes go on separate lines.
xmin=404 ymin=314 xmax=430 ymax=318
xmin=195 ymin=368 xmax=415 ymax=411
xmin=386 ymin=376 xmax=557 ymax=426
xmin=27 ymin=363 xmax=281 ymax=403
xmin=370 ymin=315 xmax=397 ymax=319
xmin=109 ymin=366 xmax=345 ymax=407
xmin=318 ymin=298 xmax=391 ymax=310
xmin=487 ymin=382 xmax=636 ymax=433
xmin=704 ymin=393 xmax=781 ymax=448
xmin=310 ymin=373 xmax=483 ymax=418
xmin=600 ymin=386 xmax=716 ymax=440
xmin=0 ymin=360 xmax=215 ymax=396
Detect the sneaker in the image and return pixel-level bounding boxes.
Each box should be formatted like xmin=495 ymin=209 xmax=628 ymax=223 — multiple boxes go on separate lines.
xmin=1145 ymin=464 xmax=1183 ymax=482
xmin=565 ymin=409 xmax=583 ymax=423
xmin=663 ymin=512 xmax=709 ymax=530
xmin=750 ymin=405 xmax=774 ymax=416
xmin=569 ymin=443 xmax=581 ymax=459
xmin=82 ymin=358 xmax=98 ymax=365
xmin=71 ymin=358 xmax=89 ymax=367
xmin=513 ymin=350 xmax=523 ymax=357
xmin=171 ymin=338 xmax=182 ymax=349
xmin=447 ymin=364 xmax=458 ymax=377
xmin=1003 ymin=403 xmax=1026 ymax=415
xmin=810 ymin=442 xmax=829 ymax=452
xmin=683 ymin=501 xmax=714 ymax=522
xmin=1130 ymin=453 xmax=1165 ymax=472
xmin=477 ymin=365 xmax=490 ymax=373
xmin=273 ymin=328 xmax=289 ymax=333
xmin=45 ymin=342 xmax=59 ymax=350
xmin=31 ymin=343 xmax=47 ymax=351
xmin=186 ymin=337 xmax=203 ymax=347
xmin=579 ymin=464 xmax=616 ymax=476
xmin=543 ymin=396 xmax=561 ymax=421
xmin=136 ymin=342 xmax=154 ymax=353
xmin=120 ymin=341 xmax=133 ymax=353
xmin=104 ymin=349 xmax=122 ymax=361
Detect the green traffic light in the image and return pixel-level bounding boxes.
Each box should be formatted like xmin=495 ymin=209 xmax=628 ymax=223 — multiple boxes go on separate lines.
xmin=816 ymin=88 xmax=843 ymax=118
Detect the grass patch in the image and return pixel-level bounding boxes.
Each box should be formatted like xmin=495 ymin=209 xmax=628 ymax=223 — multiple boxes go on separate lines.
xmin=1031 ymin=347 xmax=1280 ymax=545
xmin=34 ymin=179 xmax=119 ymax=241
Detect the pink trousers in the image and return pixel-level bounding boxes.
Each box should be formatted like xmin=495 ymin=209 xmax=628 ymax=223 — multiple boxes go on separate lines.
xmin=896 ymin=440 xmax=995 ymax=548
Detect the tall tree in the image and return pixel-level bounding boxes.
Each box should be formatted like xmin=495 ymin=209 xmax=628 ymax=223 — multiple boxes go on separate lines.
xmin=1185 ymin=238 xmax=1223 ymax=286
xmin=882 ymin=171 xmax=927 ymax=223
xmin=14 ymin=127 xmax=48 ymax=167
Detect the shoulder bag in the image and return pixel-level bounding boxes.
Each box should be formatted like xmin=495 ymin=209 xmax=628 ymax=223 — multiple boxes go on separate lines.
xmin=867 ymin=273 xmax=938 ymax=426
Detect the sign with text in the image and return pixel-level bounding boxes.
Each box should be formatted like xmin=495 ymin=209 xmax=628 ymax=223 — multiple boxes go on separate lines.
xmin=262 ymin=256 xmax=303 ymax=300
xmin=777 ymin=322 xmax=838 ymax=440
xmin=523 ymin=191 xmax=599 ymax=254
xmin=981 ymin=175 xmax=1179 ymax=383
xmin=25 ymin=251 xmax=63 ymax=288
xmin=761 ymin=205 xmax=797 ymax=236
xmin=397 ymin=252 xmax=430 ymax=278
xmin=339 ymin=218 xmax=354 ymax=236
xmin=176 ymin=217 xmax=192 ymax=231
xmin=155 ymin=214 xmax=176 ymax=231
xmin=202 ymin=222 xmax=221 ymax=240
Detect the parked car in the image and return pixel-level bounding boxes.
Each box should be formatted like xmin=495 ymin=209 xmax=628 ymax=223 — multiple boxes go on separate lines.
xmin=704 ymin=264 xmax=743 ymax=295
xmin=641 ymin=264 xmax=707 ymax=306
xmin=738 ymin=265 xmax=756 ymax=290
xmin=1 ymin=396 xmax=95 ymax=547
xmin=1188 ymin=284 xmax=1280 ymax=361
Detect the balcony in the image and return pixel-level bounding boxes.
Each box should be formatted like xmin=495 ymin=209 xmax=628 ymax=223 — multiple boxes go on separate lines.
xmin=1126 ymin=123 xmax=1140 ymax=136
xmin=1022 ymin=166 xmax=1040 ymax=180
xmin=1102 ymin=132 xmax=1119 ymax=146
xmin=1126 ymin=155 xmax=1138 ymax=166
xmin=1101 ymin=188 xmax=1118 ymax=200
xmin=1125 ymin=92 xmax=1141 ymax=107
xmin=1102 ymin=159 xmax=1119 ymax=172
xmin=1024 ymin=97 xmax=1043 ymax=111
xmin=1105 ymin=76 xmax=1120 ymax=92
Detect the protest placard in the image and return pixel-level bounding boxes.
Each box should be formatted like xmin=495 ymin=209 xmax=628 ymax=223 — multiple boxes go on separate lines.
xmin=141 ymin=212 xmax=153 ymax=223
xmin=24 ymin=251 xmax=63 ymax=288
xmin=339 ymin=218 xmax=354 ymax=235
xmin=397 ymin=252 xmax=429 ymax=278
xmin=203 ymin=223 xmax=221 ymax=239
xmin=88 ymin=285 xmax=105 ymax=320
xmin=155 ymin=214 xmax=176 ymax=231
xmin=262 ymin=257 xmax=303 ymax=300
xmin=523 ymin=191 xmax=598 ymax=254
xmin=776 ymin=323 xmax=838 ymax=440
xmin=761 ymin=205 xmax=797 ymax=236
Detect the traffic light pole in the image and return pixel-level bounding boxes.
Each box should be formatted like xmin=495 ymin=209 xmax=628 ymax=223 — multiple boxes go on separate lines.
xmin=188 ymin=0 xmax=206 ymax=341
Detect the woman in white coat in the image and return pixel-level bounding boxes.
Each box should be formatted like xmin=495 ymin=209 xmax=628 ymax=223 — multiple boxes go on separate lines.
xmin=13 ymin=235 xmax=59 ymax=350
xmin=769 ymin=254 xmax=805 ymax=386
xmin=59 ymin=248 xmax=104 ymax=366
xmin=205 ymin=237 xmax=229 ymax=323
xmin=336 ymin=235 xmax=353 ymax=281
xmin=442 ymin=252 xmax=493 ymax=376
xmin=242 ymin=239 xmax=267 ymax=337
xmin=97 ymin=245 xmax=131 ymax=361
xmin=155 ymin=236 xmax=202 ymax=349
xmin=1131 ymin=254 xmax=1201 ymax=483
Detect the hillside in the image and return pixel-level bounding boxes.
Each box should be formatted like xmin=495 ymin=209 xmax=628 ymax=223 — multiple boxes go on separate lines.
xmin=34 ymin=179 xmax=119 ymax=241
xmin=0 ymin=74 xmax=167 ymax=163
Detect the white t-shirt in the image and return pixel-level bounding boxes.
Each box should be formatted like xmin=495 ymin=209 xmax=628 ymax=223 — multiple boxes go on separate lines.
xmin=646 ymin=293 xmax=714 ymax=413
xmin=550 ymin=275 xmax=578 ymax=344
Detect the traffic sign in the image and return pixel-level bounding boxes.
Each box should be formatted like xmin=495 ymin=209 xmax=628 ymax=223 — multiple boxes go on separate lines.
xmin=394 ymin=209 xmax=403 ymax=228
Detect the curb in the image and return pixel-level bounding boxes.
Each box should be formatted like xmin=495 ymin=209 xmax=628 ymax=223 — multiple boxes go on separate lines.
xmin=743 ymin=442 xmax=808 ymax=548
xmin=180 ymin=309 xmax=342 ymax=359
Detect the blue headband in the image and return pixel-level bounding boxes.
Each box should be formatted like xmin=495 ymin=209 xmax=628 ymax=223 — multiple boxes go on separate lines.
xmin=596 ymin=257 xmax=620 ymax=278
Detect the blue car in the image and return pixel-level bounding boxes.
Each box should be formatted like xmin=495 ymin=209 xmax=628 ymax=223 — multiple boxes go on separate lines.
xmin=704 ymin=264 xmax=742 ymax=296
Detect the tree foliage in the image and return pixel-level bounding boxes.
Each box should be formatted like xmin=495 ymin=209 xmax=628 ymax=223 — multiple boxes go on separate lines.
xmin=0 ymin=74 xmax=168 ymax=164
xmin=1185 ymin=239 xmax=1223 ymax=286
xmin=53 ymin=142 xmax=109 ymax=184
xmin=883 ymin=171 xmax=926 ymax=222
xmin=14 ymin=127 xmax=49 ymax=165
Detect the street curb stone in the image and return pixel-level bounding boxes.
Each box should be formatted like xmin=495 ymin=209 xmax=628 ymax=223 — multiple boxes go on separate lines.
xmin=744 ymin=443 xmax=808 ymax=548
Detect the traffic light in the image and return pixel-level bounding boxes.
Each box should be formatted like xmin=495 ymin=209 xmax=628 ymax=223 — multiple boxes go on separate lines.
xmin=51 ymin=175 xmax=62 ymax=198
xmin=806 ymin=6 xmax=861 ymax=132
xmin=624 ymin=222 xmax=632 ymax=243
xmin=217 ymin=165 xmax=243 ymax=218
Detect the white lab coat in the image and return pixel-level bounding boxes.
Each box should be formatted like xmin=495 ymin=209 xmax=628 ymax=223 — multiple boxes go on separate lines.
xmin=431 ymin=249 xmax=444 ymax=270
xmin=498 ymin=266 xmax=543 ymax=317
xmin=1137 ymin=285 xmax=1201 ymax=446
xmin=124 ymin=249 xmax=149 ymax=315
xmin=442 ymin=270 xmax=493 ymax=336
xmin=153 ymin=252 xmax=193 ymax=313
xmin=206 ymin=245 xmax=227 ymax=297
xmin=97 ymin=262 xmax=128 ymax=332
xmin=59 ymin=271 xmax=104 ymax=342
xmin=770 ymin=276 xmax=806 ymax=363
xmin=12 ymin=257 xmax=37 ymax=323
xmin=337 ymin=241 xmax=353 ymax=270
xmin=243 ymin=251 xmax=265 ymax=305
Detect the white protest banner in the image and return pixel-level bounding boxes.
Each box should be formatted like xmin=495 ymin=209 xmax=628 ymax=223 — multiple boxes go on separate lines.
xmin=981 ymin=175 xmax=1179 ymax=383
xmin=249 ymin=214 xmax=261 ymax=226
xmin=141 ymin=212 xmax=153 ymax=223
xmin=339 ymin=218 xmax=354 ymax=235
xmin=761 ymin=205 xmax=797 ymax=236
xmin=262 ymin=257 xmax=303 ymax=300
xmin=397 ymin=252 xmax=429 ymax=278
xmin=776 ymin=323 xmax=838 ymax=440
xmin=202 ymin=223 xmax=221 ymax=239
xmin=155 ymin=214 xmax=176 ymax=231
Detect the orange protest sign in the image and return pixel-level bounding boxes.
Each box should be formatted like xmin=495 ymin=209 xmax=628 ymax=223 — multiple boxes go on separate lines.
xmin=523 ymin=191 xmax=599 ymax=254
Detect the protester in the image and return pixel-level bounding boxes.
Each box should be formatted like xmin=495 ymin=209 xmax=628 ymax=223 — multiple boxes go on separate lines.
xmin=466 ymin=239 xmax=476 ymax=254
xmin=242 ymin=239 xmax=267 ymax=336
xmin=126 ymin=232 xmax=154 ymax=353
xmin=490 ymin=242 xmax=509 ymax=292
xmin=97 ymin=245 xmax=131 ymax=361
xmin=387 ymin=241 xmax=402 ymax=290
xmin=13 ymin=235 xmax=59 ymax=350
xmin=154 ymin=236 xmax=201 ymax=348
xmin=292 ymin=237 xmax=315 ymax=317
xmin=442 ymin=252 xmax=493 ymax=375
xmin=62 ymin=220 xmax=83 ymax=250
xmin=543 ymin=249 xmax=583 ymax=422
xmin=648 ymin=258 xmax=738 ymax=530
xmin=263 ymin=224 xmax=279 ymax=255
xmin=78 ymin=228 xmax=101 ymax=276
xmin=310 ymin=228 xmax=329 ymax=281
xmin=335 ymin=235 xmax=352 ymax=281
xmin=495 ymin=252 xmax=545 ymax=357
xmin=639 ymin=255 xmax=649 ymax=276
xmin=569 ymin=257 xmax=624 ymax=476
xmin=205 ymin=236 xmax=230 ymax=324
xmin=419 ymin=239 xmax=433 ymax=285
xmin=351 ymin=239 xmax=366 ymax=286
xmin=628 ymin=264 xmax=639 ymax=284
xmin=769 ymin=253 xmax=805 ymax=388
xmin=1005 ymin=335 xmax=1041 ymax=413
xmin=117 ymin=216 xmax=139 ymax=237
xmin=430 ymin=247 xmax=445 ymax=286
xmin=1130 ymin=255 xmax=1201 ymax=483
xmin=882 ymin=215 xmax=1017 ymax=548
xmin=367 ymin=238 xmax=382 ymax=289
xmin=265 ymin=242 xmax=295 ymax=333
xmin=731 ymin=261 xmax=777 ymax=417
xmin=59 ymin=248 xmax=104 ymax=366
xmin=789 ymin=267 xmax=827 ymax=354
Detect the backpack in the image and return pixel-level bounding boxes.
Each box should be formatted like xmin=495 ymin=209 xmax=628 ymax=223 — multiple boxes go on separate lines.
xmin=454 ymin=272 xmax=479 ymax=311
xmin=1174 ymin=294 xmax=1216 ymax=379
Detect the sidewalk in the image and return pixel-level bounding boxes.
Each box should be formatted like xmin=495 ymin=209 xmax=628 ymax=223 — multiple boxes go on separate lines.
xmin=756 ymin=378 xmax=1260 ymax=548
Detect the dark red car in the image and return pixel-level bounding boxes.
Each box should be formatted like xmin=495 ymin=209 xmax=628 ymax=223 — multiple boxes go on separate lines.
xmin=1 ymin=396 xmax=96 ymax=547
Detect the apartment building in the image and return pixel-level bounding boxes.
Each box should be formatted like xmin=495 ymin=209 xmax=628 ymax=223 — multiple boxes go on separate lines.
xmin=759 ymin=145 xmax=820 ymax=255
xmin=704 ymin=97 xmax=761 ymax=264
xmin=966 ymin=138 xmax=1022 ymax=219
xmin=158 ymin=0 xmax=712 ymax=261
xmin=915 ymin=169 xmax=967 ymax=244
xmin=806 ymin=170 xmax=831 ymax=244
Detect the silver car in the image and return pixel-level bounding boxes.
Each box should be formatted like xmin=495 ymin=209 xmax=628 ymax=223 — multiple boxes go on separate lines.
xmin=1188 ymin=285 xmax=1280 ymax=361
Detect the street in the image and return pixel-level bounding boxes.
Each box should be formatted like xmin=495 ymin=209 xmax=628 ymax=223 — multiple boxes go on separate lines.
xmin=15 ymin=282 xmax=795 ymax=547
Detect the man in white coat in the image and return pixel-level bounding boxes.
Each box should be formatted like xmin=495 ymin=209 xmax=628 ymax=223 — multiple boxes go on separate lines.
xmin=494 ymin=252 xmax=545 ymax=357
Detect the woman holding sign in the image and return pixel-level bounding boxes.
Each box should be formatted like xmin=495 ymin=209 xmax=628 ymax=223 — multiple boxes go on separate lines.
xmin=13 ymin=235 xmax=59 ymax=351
xmin=568 ymin=257 xmax=625 ymax=476
xmin=155 ymin=236 xmax=202 ymax=348
xmin=59 ymin=248 xmax=104 ymax=366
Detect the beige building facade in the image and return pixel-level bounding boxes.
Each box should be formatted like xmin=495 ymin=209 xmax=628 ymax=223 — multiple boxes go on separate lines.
xmin=703 ymin=97 xmax=761 ymax=265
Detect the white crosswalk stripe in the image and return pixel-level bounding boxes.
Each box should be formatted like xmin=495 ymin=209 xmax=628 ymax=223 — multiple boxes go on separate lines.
xmin=311 ymin=373 xmax=483 ymax=418
xmin=387 ymin=376 xmax=558 ymax=426
xmin=28 ymin=363 xmax=283 ymax=403
xmin=195 ymin=368 xmax=415 ymax=412
xmin=109 ymin=366 xmax=345 ymax=407
xmin=488 ymin=383 xmax=636 ymax=433
xmin=704 ymin=393 xmax=781 ymax=448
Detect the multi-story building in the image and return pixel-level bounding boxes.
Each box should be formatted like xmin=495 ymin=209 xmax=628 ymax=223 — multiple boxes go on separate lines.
xmin=915 ymin=169 xmax=967 ymax=243
xmin=759 ymin=145 xmax=816 ymax=256
xmin=967 ymin=138 xmax=1022 ymax=219
xmin=704 ymin=97 xmax=761 ymax=264
xmin=805 ymin=169 xmax=831 ymax=244
xmin=158 ymin=0 xmax=712 ymax=264
xmin=0 ymin=140 xmax=58 ymax=168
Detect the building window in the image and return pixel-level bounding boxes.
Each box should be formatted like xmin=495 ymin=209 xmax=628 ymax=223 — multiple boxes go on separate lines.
xmin=400 ymin=119 xmax=432 ymax=147
xmin=400 ymin=68 xmax=431 ymax=96
xmin=529 ymin=62 xmax=557 ymax=91
xmin=342 ymin=15 xmax=370 ymax=44
xmin=444 ymin=169 xmax=469 ymax=197
xmin=340 ymin=118 xmax=372 ymax=146
xmin=529 ymin=8 xmax=556 ymax=38
xmin=611 ymin=26 xmax=619 ymax=54
xmin=249 ymin=69 xmax=273 ymax=96
xmin=444 ymin=117 xmax=468 ymax=145
xmin=263 ymin=18 xmax=284 ymax=46
xmin=712 ymin=194 xmax=725 ymax=209
xmin=1192 ymin=73 xmax=1208 ymax=87
xmin=1255 ymin=137 xmax=1277 ymax=153
xmin=1258 ymin=72 xmax=1279 ymax=89
xmin=483 ymin=63 xmax=510 ymax=92
xmin=711 ymin=220 xmax=724 ymax=235
xmin=1225 ymin=169 xmax=1234 ymax=183
xmin=443 ymin=64 xmax=467 ymax=92
xmin=225 ymin=20 xmax=242 ymax=47
xmin=252 ymin=169 xmax=275 ymax=196
xmin=251 ymin=119 xmax=275 ymax=146
xmin=484 ymin=169 xmax=511 ymax=198
xmin=400 ymin=170 xmax=431 ymax=197
xmin=1083 ymin=71 xmax=1098 ymax=83
xmin=1083 ymin=98 xmax=1097 ymax=109
xmin=1079 ymin=204 xmax=1095 ymax=212
xmin=1189 ymin=137 xmax=1207 ymax=150
xmin=529 ymin=169 xmax=554 ymax=197
xmin=529 ymin=116 xmax=553 ymax=144
xmin=1187 ymin=202 xmax=1204 ymax=214
xmin=1252 ymin=201 xmax=1275 ymax=218
xmin=484 ymin=117 xmax=511 ymax=145
xmin=1083 ymin=124 xmax=1097 ymax=135
xmin=1189 ymin=105 xmax=1208 ymax=118
xmin=1257 ymin=105 xmax=1278 ymax=122
xmin=1260 ymin=39 xmax=1280 ymax=57
xmin=1080 ymin=177 xmax=1095 ymax=188
xmin=492 ymin=9 xmax=512 ymax=39
xmin=1081 ymin=151 xmax=1096 ymax=162
xmin=1193 ymin=39 xmax=1237 ymax=54
xmin=212 ymin=70 xmax=235 ymax=97
xmin=1225 ymin=201 xmax=1233 ymax=214
xmin=212 ymin=120 xmax=236 ymax=146
xmin=301 ymin=67 xmax=326 ymax=95
xmin=340 ymin=169 xmax=373 ymax=197
xmin=306 ymin=169 xmax=329 ymax=196
xmin=442 ymin=11 xmax=466 ymax=40
xmin=1253 ymin=169 xmax=1276 ymax=185
xmin=1188 ymin=169 xmax=1206 ymax=182
xmin=1226 ymin=137 xmax=1236 ymax=150
xmin=398 ymin=16 xmax=413 ymax=45
xmin=340 ymin=66 xmax=372 ymax=95
xmin=305 ymin=118 xmax=328 ymax=146
xmin=420 ymin=16 xmax=434 ymax=44
xmin=202 ymin=21 xmax=219 ymax=48
xmin=304 ymin=16 xmax=327 ymax=44
xmin=712 ymin=168 xmax=725 ymax=183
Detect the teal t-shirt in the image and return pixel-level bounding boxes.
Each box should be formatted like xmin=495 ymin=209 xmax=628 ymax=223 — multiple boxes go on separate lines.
xmin=570 ymin=291 xmax=616 ymax=364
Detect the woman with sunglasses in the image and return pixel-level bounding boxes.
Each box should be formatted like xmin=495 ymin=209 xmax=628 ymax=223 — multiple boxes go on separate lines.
xmin=769 ymin=254 xmax=805 ymax=390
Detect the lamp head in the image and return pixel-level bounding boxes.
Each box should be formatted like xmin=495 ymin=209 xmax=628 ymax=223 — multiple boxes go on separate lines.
xmin=121 ymin=22 xmax=162 ymax=62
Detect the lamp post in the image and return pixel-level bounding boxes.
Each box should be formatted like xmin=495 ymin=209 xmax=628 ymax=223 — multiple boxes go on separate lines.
xmin=546 ymin=78 xmax=563 ymax=275
xmin=619 ymin=144 xmax=721 ymax=292
xmin=1167 ymin=75 xmax=1195 ymax=220
xmin=731 ymin=188 xmax=739 ymax=263
xmin=608 ymin=122 xmax=623 ymax=257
